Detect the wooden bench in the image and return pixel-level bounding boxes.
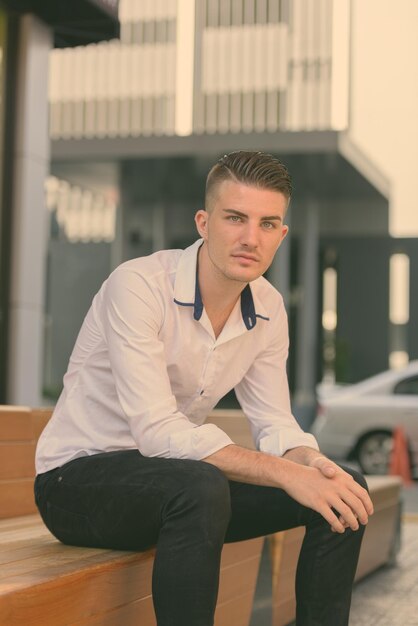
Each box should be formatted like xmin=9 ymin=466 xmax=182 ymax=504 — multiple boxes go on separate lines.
xmin=1 ymin=407 xmax=402 ymax=626
xmin=0 ymin=406 xmax=263 ymax=626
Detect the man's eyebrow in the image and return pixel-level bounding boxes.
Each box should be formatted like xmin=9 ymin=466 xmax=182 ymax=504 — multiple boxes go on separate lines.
xmin=222 ymin=208 xmax=282 ymax=222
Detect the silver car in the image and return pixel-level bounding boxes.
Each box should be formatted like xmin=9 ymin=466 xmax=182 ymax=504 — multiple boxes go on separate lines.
xmin=311 ymin=361 xmax=418 ymax=475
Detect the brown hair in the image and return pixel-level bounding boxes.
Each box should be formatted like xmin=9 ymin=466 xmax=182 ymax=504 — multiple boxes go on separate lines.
xmin=205 ymin=150 xmax=292 ymax=211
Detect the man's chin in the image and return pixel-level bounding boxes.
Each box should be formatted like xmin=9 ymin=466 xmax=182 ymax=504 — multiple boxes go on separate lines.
xmin=225 ymin=269 xmax=261 ymax=283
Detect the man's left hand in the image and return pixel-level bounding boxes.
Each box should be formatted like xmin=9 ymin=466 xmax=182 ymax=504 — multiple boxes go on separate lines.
xmin=309 ymin=455 xmax=340 ymax=478
xmin=283 ymin=446 xmax=338 ymax=477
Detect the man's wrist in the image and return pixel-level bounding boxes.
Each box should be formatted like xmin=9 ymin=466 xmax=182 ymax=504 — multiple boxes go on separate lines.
xmin=283 ymin=446 xmax=325 ymax=467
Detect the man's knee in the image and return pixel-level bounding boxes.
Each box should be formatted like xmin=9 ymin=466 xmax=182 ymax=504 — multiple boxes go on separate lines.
xmin=168 ymin=460 xmax=231 ymax=528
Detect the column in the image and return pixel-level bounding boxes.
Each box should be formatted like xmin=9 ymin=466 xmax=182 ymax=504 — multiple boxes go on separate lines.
xmin=293 ymin=199 xmax=320 ymax=429
xmin=8 ymin=15 xmax=52 ymax=404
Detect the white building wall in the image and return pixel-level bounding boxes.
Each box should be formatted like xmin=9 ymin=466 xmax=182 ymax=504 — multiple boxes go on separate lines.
xmin=348 ymin=0 xmax=418 ymax=236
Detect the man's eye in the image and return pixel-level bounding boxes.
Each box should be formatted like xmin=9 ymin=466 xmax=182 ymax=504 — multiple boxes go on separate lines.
xmin=228 ymin=215 xmax=242 ymax=222
xmin=262 ymin=221 xmax=275 ymax=229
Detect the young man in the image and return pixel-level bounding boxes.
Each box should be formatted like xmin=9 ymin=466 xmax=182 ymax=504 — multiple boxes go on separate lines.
xmin=35 ymin=151 xmax=373 ymax=626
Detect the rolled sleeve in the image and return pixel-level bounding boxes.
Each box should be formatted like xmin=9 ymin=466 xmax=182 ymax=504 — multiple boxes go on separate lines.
xmin=169 ymin=424 xmax=234 ymax=460
xmin=258 ymin=429 xmax=319 ymax=457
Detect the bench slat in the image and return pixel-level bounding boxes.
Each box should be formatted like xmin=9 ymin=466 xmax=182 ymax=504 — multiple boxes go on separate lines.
xmin=0 ymin=443 xmax=36 ymax=480
xmin=0 ymin=480 xmax=38 ymax=518
xmin=71 ymin=595 xmax=156 ymax=626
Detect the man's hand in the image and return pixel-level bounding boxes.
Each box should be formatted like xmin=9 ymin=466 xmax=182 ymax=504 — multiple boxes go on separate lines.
xmin=282 ymin=462 xmax=373 ymax=533
xmin=309 ymin=454 xmax=340 ymax=478
xmin=282 ymin=446 xmax=373 ymax=532
xmin=283 ymin=446 xmax=337 ymax=476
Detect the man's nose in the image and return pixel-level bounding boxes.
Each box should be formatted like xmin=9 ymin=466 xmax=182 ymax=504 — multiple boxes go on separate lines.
xmin=240 ymin=222 xmax=258 ymax=248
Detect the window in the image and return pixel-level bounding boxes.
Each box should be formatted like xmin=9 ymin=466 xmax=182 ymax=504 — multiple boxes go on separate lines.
xmin=393 ymin=376 xmax=418 ymax=396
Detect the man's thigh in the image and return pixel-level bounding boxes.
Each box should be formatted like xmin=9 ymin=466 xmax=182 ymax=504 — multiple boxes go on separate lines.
xmin=225 ymin=480 xmax=307 ymax=543
xmin=35 ymin=449 xmax=221 ymax=550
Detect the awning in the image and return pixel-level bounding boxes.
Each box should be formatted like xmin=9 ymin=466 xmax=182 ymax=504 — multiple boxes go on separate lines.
xmin=0 ymin=0 xmax=119 ymax=47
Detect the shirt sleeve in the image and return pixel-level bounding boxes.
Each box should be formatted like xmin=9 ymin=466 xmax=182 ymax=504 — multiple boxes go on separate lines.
xmin=234 ymin=295 xmax=319 ymax=457
xmin=102 ymin=267 xmax=233 ymax=459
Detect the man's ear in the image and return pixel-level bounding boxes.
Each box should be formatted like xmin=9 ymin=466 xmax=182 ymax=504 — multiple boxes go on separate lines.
xmin=195 ymin=209 xmax=209 ymax=240
xmin=277 ymin=225 xmax=289 ymax=249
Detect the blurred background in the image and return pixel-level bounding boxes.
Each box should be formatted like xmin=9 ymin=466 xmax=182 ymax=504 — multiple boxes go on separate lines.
xmin=0 ymin=0 xmax=417 ymax=438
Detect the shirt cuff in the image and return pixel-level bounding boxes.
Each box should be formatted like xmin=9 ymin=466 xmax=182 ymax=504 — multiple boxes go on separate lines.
xmin=169 ymin=423 xmax=234 ymax=460
xmin=258 ymin=429 xmax=319 ymax=457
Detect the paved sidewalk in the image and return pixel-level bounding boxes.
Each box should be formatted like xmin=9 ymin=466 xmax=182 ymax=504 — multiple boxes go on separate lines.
xmin=350 ymin=519 xmax=418 ymax=625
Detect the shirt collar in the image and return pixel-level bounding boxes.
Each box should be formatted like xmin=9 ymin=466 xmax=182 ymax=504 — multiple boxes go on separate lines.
xmin=174 ymin=239 xmax=270 ymax=330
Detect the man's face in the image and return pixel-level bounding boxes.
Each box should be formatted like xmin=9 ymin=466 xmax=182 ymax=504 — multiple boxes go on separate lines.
xmin=195 ymin=180 xmax=289 ymax=284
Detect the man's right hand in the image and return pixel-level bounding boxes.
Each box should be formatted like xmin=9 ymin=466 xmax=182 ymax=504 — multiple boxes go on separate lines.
xmin=281 ymin=462 xmax=373 ymax=533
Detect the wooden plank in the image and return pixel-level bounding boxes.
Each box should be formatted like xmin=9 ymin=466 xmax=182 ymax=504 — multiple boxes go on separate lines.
xmin=72 ymin=590 xmax=258 ymax=626
xmin=72 ymin=595 xmax=156 ymax=626
xmin=0 ymin=539 xmax=79 ymax=567
xmin=0 ymin=480 xmax=37 ymax=519
xmin=214 ymin=592 xmax=257 ymax=626
xmin=0 ymin=543 xmax=113 ymax=580
xmin=1 ymin=545 xmax=152 ymax=590
xmin=0 ymin=526 xmax=52 ymax=548
xmin=0 ymin=443 xmax=36 ymax=480
xmin=72 ymin=579 xmax=259 ymax=626
xmin=0 ymin=553 xmax=156 ymax=626
xmin=0 ymin=514 xmax=43 ymax=533
xmin=273 ymin=595 xmax=296 ymax=626
xmin=0 ymin=407 xmax=33 ymax=441
xmin=221 ymin=537 xmax=263 ymax=567
xmin=217 ymin=554 xmax=262 ymax=606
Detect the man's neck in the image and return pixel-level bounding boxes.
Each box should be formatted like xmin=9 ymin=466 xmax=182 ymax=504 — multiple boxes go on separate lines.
xmin=197 ymin=243 xmax=246 ymax=336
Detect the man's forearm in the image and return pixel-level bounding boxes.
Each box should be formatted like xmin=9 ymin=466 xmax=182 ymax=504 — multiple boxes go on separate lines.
xmin=203 ymin=443 xmax=297 ymax=489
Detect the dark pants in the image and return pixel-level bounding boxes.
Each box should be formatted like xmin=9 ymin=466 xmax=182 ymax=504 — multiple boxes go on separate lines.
xmin=34 ymin=450 xmax=367 ymax=626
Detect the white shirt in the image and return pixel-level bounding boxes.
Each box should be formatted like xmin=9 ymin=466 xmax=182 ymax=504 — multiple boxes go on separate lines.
xmin=35 ymin=239 xmax=318 ymax=474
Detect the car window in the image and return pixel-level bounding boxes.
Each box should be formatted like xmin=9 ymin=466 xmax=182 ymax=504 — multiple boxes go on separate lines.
xmin=393 ymin=375 xmax=418 ymax=395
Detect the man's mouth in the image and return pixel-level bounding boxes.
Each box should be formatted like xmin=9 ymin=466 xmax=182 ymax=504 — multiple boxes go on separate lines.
xmin=232 ymin=253 xmax=259 ymax=262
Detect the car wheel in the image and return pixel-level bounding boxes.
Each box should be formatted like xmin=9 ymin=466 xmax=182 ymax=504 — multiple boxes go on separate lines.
xmin=356 ymin=431 xmax=393 ymax=475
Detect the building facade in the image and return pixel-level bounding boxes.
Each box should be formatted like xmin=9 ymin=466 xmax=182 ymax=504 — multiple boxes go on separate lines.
xmin=3 ymin=1 xmax=418 ymax=430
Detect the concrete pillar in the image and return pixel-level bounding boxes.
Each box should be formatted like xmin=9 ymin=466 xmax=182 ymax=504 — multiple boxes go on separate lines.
xmin=8 ymin=15 xmax=51 ymax=404
xmin=293 ymin=200 xmax=320 ymax=429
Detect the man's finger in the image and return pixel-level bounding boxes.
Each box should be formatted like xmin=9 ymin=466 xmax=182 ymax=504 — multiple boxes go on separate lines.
xmin=319 ymin=505 xmax=346 ymax=533
xmin=329 ymin=498 xmax=360 ymax=531
xmin=339 ymin=490 xmax=369 ymax=526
